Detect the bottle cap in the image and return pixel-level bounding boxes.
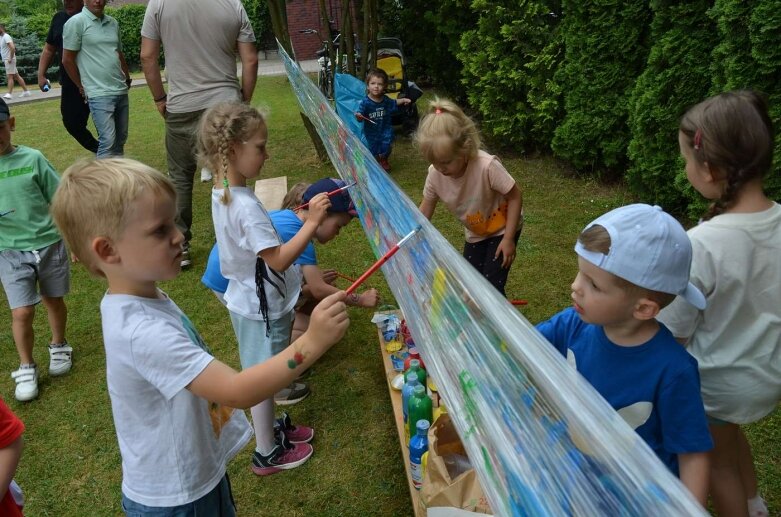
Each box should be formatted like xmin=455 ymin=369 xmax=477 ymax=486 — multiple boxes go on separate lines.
xmin=413 ymin=385 xmax=425 ymax=396
xmin=409 ymin=359 xmax=420 ymax=369
xmin=416 ymin=419 xmax=430 ymax=433
xmin=406 ymin=372 xmax=418 ymax=384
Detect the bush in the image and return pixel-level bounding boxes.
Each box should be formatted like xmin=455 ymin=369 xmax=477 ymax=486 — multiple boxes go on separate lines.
xmin=551 ymin=0 xmax=651 ymax=176
xmin=625 ymin=0 xmax=717 ymax=214
xmin=706 ymin=0 xmax=781 ymax=211
xmin=106 ymin=4 xmax=146 ymax=70
xmin=458 ymin=0 xmax=563 ymax=153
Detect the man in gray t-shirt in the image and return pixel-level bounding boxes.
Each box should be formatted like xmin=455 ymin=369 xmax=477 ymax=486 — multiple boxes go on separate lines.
xmin=140 ymin=0 xmax=257 ymax=268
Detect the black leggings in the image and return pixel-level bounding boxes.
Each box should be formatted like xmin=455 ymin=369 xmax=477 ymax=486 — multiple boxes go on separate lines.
xmin=61 ymin=80 xmax=99 ymax=153
xmin=463 ymin=231 xmax=521 ymax=297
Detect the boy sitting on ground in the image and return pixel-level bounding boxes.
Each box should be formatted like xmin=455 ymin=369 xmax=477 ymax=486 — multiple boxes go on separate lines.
xmin=51 ymin=158 xmax=348 ymax=513
xmin=536 ymin=204 xmax=713 ymax=504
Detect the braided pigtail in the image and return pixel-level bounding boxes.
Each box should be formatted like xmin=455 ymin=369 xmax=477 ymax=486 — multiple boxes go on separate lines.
xmin=680 ymin=90 xmax=774 ymax=221
xmin=197 ymin=102 xmax=268 ymax=205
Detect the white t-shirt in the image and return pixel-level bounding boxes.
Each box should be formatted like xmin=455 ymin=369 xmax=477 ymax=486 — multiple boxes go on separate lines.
xmin=658 ymin=203 xmax=781 ymax=424
xmin=140 ymin=0 xmax=255 ymax=114
xmin=101 ymin=291 xmax=252 ymax=507
xmin=212 ymin=187 xmax=300 ymax=320
xmin=0 ymin=33 xmax=13 ymax=61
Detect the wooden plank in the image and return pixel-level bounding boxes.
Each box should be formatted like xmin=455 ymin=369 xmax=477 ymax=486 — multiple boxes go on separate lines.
xmin=376 ymin=311 xmax=425 ymax=517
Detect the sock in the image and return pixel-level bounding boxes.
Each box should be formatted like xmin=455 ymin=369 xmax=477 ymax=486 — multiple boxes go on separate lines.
xmin=50 ymin=340 xmax=69 ymax=348
xmin=19 ymin=363 xmax=35 ymax=369
xmin=251 ymin=399 xmax=276 ymax=455
xmin=748 ymin=495 xmax=768 ymax=517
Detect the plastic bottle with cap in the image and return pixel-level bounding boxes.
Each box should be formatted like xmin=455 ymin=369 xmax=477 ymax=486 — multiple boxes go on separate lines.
xmin=408 ymin=385 xmax=433 ymax=440
xmin=402 ymin=371 xmax=420 ymax=438
xmin=404 ymin=359 xmax=426 ymax=389
xmin=42 ymin=80 xmax=51 ymax=92
xmin=403 ymin=346 xmax=426 ymax=371
xmin=409 ymin=418 xmax=430 ymax=489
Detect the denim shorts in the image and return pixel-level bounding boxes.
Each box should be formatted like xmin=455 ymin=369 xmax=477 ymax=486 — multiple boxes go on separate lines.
xmin=229 ymin=310 xmax=294 ymax=369
xmin=0 ymin=240 xmax=70 ymax=309
xmin=121 ymin=474 xmax=235 ymax=516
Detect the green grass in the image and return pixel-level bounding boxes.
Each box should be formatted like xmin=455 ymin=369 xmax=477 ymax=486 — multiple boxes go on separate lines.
xmin=1 ymin=75 xmax=778 ymax=515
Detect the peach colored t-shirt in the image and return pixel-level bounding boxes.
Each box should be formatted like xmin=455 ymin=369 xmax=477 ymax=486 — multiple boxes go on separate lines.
xmin=423 ymin=150 xmax=519 ymax=243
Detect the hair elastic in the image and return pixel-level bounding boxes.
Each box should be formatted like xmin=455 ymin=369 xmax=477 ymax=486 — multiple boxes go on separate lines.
xmin=693 ymin=129 xmax=702 ymax=151
xmin=434 ymin=108 xmax=443 ymax=114
xmin=222 ymin=178 xmax=229 ymax=188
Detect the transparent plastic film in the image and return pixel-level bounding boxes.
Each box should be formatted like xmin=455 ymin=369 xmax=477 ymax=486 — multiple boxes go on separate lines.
xmin=279 ymin=43 xmax=707 ymax=516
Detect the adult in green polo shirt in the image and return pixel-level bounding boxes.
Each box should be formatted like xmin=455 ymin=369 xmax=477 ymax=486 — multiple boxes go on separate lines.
xmin=62 ymin=0 xmax=131 ymax=159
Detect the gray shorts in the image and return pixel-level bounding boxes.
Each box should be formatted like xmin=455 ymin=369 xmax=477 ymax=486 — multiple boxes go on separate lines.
xmin=0 ymin=240 xmax=70 ymax=309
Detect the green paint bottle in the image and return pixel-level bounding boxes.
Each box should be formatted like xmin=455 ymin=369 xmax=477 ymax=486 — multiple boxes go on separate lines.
xmin=404 ymin=359 xmax=426 ymax=389
xmin=408 ymin=385 xmax=433 ymax=440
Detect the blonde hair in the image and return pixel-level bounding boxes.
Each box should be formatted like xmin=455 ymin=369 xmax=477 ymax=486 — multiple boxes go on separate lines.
xmin=282 ymin=181 xmax=311 ymax=209
xmin=197 ymin=102 xmax=267 ymax=205
xmin=414 ymin=97 xmax=481 ymax=163
xmin=50 ymin=158 xmax=175 ymax=277
xmin=578 ymin=225 xmax=675 ymax=308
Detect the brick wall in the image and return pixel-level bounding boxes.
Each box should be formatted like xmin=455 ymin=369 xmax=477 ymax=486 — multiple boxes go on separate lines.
xmin=287 ymin=0 xmax=358 ymax=60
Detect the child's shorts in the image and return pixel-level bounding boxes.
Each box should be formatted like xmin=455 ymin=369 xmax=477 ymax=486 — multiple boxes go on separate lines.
xmin=0 ymin=240 xmax=70 ymax=310
xmin=229 ymin=310 xmax=295 ymax=369
xmin=121 ymin=474 xmax=235 ymax=516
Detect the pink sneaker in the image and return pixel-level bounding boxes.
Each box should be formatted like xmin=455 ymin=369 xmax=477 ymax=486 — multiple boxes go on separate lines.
xmin=251 ymin=438 xmax=313 ymax=476
xmin=274 ymin=411 xmax=314 ymax=443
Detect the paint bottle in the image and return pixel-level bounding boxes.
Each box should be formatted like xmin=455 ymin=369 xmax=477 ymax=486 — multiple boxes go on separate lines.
xmin=404 ymin=359 xmax=426 ymax=389
xmin=403 ymin=347 xmax=426 ymax=371
xmin=409 ymin=418 xmax=430 ymax=489
xmin=402 ymin=371 xmax=420 ymax=428
xmin=408 ymin=385 xmax=433 ymax=440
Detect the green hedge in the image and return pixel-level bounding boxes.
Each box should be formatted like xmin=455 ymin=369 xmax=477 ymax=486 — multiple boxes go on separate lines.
xmin=105 ymin=4 xmax=147 ymax=71
xmin=391 ymin=0 xmax=780 ymax=215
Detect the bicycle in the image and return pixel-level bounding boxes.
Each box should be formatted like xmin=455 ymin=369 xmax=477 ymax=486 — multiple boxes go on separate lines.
xmin=299 ymin=28 xmax=359 ymax=100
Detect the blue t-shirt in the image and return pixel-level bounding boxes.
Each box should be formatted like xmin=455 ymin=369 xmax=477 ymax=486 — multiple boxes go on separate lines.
xmin=201 ymin=210 xmax=316 ymax=295
xmin=536 ymin=308 xmax=713 ymax=475
xmin=357 ymin=95 xmax=398 ymax=157
xmin=269 ymin=209 xmax=316 ymax=265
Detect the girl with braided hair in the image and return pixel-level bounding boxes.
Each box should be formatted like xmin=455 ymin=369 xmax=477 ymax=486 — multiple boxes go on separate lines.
xmin=197 ymin=102 xmax=332 ymax=475
xmin=659 ymin=90 xmax=780 ymax=517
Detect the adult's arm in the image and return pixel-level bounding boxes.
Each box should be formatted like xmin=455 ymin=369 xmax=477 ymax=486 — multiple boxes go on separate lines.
xmin=237 ymin=40 xmax=258 ymax=103
xmin=61 ymin=49 xmax=83 ymax=95
xmin=37 ymin=42 xmax=57 ymax=90
xmin=118 ymin=51 xmax=130 ymax=84
xmin=140 ymin=36 xmax=167 ymax=117
xmin=6 ymin=40 xmax=15 ymax=60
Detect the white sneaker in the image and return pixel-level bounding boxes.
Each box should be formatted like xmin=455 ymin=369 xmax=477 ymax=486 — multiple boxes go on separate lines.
xmin=20 ymin=91 xmax=30 ymax=97
xmin=48 ymin=343 xmax=73 ymax=376
xmin=11 ymin=365 xmax=38 ymax=402
xmin=3 ymin=93 xmax=11 ymax=99
xmin=200 ymin=167 xmax=213 ymax=183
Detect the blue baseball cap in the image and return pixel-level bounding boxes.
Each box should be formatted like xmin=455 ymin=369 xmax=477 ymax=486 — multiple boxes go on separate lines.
xmin=574 ymin=204 xmax=706 ymax=309
xmin=303 ymin=178 xmax=357 ymax=216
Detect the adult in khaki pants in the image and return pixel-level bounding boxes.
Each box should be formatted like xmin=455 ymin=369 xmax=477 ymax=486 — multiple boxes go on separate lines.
xmin=140 ymin=0 xmax=258 ymax=269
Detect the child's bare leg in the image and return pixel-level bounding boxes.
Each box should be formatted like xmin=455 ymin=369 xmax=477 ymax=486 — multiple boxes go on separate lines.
xmin=291 ymin=312 xmax=310 ymax=344
xmin=250 ymin=399 xmax=275 ymax=453
xmin=738 ymin=428 xmax=759 ymax=497
xmin=709 ymin=422 xmax=749 ymax=517
xmin=41 ymin=296 xmax=67 ymax=344
xmin=11 ymin=305 xmax=35 ymax=364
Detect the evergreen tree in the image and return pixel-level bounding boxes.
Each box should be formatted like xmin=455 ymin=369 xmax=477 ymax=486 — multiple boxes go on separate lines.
xmin=458 ymin=0 xmax=563 ymax=152
xmin=552 ymin=0 xmax=651 ymax=176
xmin=626 ymin=0 xmax=716 ymax=214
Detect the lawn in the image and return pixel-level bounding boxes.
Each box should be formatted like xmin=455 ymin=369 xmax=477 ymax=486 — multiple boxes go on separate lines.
xmin=1 ymin=75 xmax=778 ymax=515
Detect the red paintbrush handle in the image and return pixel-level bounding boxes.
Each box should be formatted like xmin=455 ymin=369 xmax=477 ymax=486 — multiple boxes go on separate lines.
xmin=345 ymin=244 xmax=400 ymax=294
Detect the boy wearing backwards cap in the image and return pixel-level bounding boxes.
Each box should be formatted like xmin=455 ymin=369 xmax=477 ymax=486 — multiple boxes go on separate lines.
xmin=0 ymin=97 xmax=73 ymax=402
xmin=537 ymin=204 xmax=713 ymax=504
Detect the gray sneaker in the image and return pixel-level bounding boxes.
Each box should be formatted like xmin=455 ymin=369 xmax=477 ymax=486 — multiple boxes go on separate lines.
xmin=274 ymin=381 xmax=310 ymax=405
xmin=48 ymin=342 xmax=73 ymax=376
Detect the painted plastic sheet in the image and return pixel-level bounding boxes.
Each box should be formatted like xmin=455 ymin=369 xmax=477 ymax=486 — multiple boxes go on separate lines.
xmin=279 ymin=44 xmax=707 ymax=516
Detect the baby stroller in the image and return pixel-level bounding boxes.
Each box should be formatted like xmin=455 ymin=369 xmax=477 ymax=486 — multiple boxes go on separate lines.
xmin=371 ymin=37 xmax=422 ymax=134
